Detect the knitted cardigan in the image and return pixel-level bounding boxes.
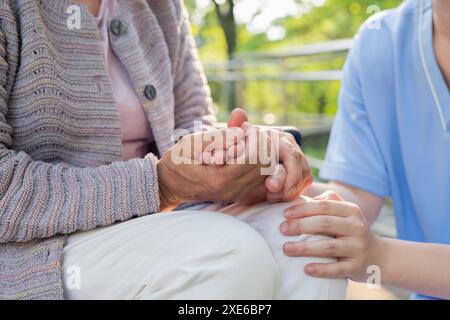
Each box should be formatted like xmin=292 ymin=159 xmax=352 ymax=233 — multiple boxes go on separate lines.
xmin=0 ymin=0 xmax=215 ymax=299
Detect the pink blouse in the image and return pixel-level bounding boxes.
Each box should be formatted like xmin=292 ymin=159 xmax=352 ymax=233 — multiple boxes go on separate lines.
xmin=95 ymin=0 xmax=153 ymax=160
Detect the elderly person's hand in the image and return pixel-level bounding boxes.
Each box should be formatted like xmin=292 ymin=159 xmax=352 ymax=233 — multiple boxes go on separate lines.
xmin=156 ymin=127 xmax=275 ymax=210
xmin=227 ymin=108 xmax=313 ymax=205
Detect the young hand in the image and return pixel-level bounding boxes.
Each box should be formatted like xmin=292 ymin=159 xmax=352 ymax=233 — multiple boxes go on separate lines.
xmin=280 ymin=191 xmax=381 ymax=281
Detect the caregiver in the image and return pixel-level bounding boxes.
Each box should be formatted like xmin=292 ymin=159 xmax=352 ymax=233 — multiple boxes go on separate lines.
xmin=282 ymin=0 xmax=450 ymax=300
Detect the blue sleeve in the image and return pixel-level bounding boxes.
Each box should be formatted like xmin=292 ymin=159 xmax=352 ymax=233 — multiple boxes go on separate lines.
xmin=319 ymin=31 xmax=391 ymax=198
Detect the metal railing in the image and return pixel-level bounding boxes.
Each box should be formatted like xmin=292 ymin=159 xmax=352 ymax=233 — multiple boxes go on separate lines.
xmin=204 ymin=38 xmax=353 ymax=131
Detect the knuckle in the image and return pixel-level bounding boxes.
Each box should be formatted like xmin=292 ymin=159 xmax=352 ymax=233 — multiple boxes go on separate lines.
xmin=353 ymin=221 xmax=368 ymax=237
xmin=334 ymin=265 xmax=344 ymax=276
xmin=290 ymin=149 xmax=303 ymax=162
xmin=324 ymin=241 xmax=337 ymax=255
xmin=319 ymin=217 xmax=333 ymax=232
xmin=297 ymin=244 xmax=308 ymax=255
xmin=353 ymin=260 xmax=365 ymax=273
xmin=316 ymin=267 xmax=329 ymax=277
xmin=316 ymin=200 xmax=331 ymax=213
xmin=293 ymin=220 xmax=302 ymax=233
xmin=285 ymin=134 xmax=297 ymax=146
xmin=347 ymin=202 xmax=361 ymax=214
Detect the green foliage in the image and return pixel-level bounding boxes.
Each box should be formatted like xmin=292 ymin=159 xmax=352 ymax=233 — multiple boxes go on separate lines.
xmin=188 ymin=0 xmax=402 ymax=127
xmin=190 ymin=0 xmax=402 ymax=57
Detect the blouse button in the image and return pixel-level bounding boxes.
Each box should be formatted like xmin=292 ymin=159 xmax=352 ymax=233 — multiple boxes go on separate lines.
xmin=144 ymin=85 xmax=157 ymax=101
xmin=110 ymin=19 xmax=127 ymax=37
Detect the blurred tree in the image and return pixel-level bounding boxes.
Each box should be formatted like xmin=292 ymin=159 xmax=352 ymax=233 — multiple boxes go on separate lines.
xmin=212 ymin=0 xmax=237 ymax=111
xmin=213 ymin=0 xmax=237 ymax=59
xmin=190 ymin=0 xmax=314 ymax=59
xmin=188 ymin=0 xmax=402 ymax=119
xmin=192 ymin=0 xmax=311 ymax=111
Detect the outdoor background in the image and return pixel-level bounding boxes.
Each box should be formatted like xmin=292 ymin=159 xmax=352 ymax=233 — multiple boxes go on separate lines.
xmin=187 ymin=0 xmax=408 ymax=300
xmin=187 ymin=0 xmax=401 ymax=165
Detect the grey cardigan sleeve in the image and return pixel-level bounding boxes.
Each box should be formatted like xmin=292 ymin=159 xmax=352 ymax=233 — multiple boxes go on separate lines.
xmin=0 ymin=26 xmax=160 ymax=243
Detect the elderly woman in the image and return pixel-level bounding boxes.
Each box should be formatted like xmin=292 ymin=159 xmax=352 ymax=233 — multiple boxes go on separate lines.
xmin=0 ymin=0 xmax=347 ymax=299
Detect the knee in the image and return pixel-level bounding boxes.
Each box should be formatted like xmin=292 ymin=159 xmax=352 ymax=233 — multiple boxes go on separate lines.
xmin=241 ymin=198 xmax=337 ymax=252
xmin=237 ymin=201 xmax=348 ymax=299
xmin=176 ymin=212 xmax=279 ymax=299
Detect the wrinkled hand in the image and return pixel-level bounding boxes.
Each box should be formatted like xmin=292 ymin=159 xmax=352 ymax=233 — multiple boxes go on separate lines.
xmin=281 ymin=191 xmax=377 ymax=281
xmin=157 ymin=127 xmax=274 ymax=210
xmin=227 ymin=108 xmax=313 ymax=205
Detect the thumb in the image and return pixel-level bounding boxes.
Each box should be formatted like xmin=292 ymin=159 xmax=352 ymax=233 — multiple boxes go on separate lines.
xmin=227 ymin=108 xmax=249 ymax=128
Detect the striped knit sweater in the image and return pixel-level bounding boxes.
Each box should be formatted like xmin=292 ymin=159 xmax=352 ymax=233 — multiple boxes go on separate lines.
xmin=0 ymin=0 xmax=215 ymax=299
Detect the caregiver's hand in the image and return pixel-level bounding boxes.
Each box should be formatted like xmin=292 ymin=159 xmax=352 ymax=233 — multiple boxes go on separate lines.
xmin=281 ymin=191 xmax=381 ymax=281
xmin=228 ymin=108 xmax=312 ymax=205
xmin=156 ymin=128 xmax=271 ymax=210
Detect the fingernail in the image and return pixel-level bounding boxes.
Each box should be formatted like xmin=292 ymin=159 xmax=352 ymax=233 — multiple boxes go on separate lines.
xmin=284 ymin=243 xmax=294 ymax=252
xmin=305 ymin=265 xmax=315 ymax=274
xmin=280 ymin=221 xmax=289 ymax=233
xmin=284 ymin=209 xmax=292 ymax=218
xmin=314 ymin=191 xmax=332 ymax=200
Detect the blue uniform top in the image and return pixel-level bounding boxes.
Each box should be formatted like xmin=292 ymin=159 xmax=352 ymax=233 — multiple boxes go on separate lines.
xmin=319 ymin=0 xmax=450 ymax=299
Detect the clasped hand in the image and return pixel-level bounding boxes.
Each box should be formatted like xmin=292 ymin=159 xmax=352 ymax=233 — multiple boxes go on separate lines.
xmin=157 ymin=109 xmax=312 ymax=210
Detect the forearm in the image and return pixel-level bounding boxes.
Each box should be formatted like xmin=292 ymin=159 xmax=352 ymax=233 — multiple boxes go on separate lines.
xmin=0 ymin=152 xmax=160 ymax=243
xmin=304 ymin=182 xmax=450 ymax=298
xmin=373 ymin=236 xmax=450 ymax=299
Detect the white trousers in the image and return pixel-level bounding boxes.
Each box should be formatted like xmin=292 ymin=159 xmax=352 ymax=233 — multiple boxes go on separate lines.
xmin=62 ymin=199 xmax=347 ymax=299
